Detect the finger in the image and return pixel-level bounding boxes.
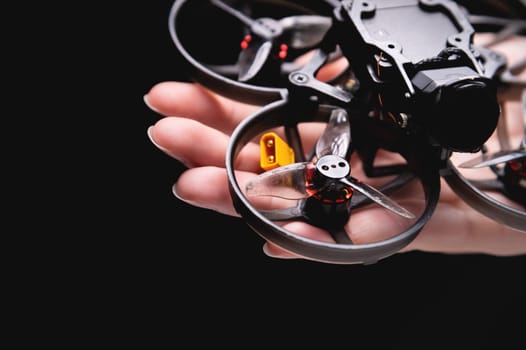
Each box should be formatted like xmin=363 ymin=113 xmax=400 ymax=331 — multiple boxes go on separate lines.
xmin=478 ymin=34 xmax=526 ymax=72
xmin=317 ymin=56 xmax=350 ymax=82
xmin=263 ymin=242 xmax=299 ymax=259
xmin=262 ymin=221 xmax=333 ymax=260
xmin=294 ymin=51 xmax=350 ymax=82
xmin=403 ymin=201 xmax=526 ymax=256
xmin=148 ymin=117 xmax=261 ymax=172
xmin=174 ymin=167 xmax=260 ymax=217
xmin=144 ymin=81 xmax=259 ymax=134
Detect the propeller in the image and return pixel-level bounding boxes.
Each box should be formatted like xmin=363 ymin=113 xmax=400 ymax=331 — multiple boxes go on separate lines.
xmin=246 ymin=108 xmax=415 ymax=220
xmin=210 ymin=0 xmax=332 ymax=82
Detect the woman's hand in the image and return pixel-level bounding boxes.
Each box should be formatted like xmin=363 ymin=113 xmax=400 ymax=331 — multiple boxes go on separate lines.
xmin=145 ymin=35 xmax=526 ymax=260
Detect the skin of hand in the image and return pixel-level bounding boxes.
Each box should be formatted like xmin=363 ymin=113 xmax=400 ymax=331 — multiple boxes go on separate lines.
xmin=145 ymin=35 xmax=526 ymax=260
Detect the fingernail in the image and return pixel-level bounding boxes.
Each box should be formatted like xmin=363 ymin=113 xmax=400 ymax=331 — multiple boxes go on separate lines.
xmin=143 ymin=94 xmax=160 ymax=113
xmin=147 ymin=126 xmax=176 ymax=157
xmin=262 ymin=242 xmax=294 ymax=259
xmin=172 ymin=182 xmax=183 ymax=201
xmin=147 ymin=126 xmax=191 ymax=167
xmin=172 ymin=182 xmax=197 ymax=206
xmin=147 ymin=126 xmax=170 ymax=153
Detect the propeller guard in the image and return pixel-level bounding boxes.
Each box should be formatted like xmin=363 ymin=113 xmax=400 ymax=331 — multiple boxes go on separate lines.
xmin=226 ymin=99 xmax=441 ymax=264
xmin=168 ymin=0 xmax=337 ymax=105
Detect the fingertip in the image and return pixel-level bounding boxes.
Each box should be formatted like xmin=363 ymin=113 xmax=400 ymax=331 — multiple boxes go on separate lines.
xmin=146 ymin=125 xmax=162 ymax=150
xmin=262 ymin=242 xmax=278 ymax=258
xmin=172 ymin=181 xmax=198 ymax=206
xmin=171 ymin=181 xmax=184 ymax=201
xmin=147 ymin=125 xmax=184 ymax=163
xmin=262 ymin=242 xmax=297 ymax=259
xmin=143 ymin=94 xmax=160 ymax=114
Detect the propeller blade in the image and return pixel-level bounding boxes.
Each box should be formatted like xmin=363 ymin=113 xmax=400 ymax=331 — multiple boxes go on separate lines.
xmin=315 ymin=108 xmax=351 ymax=159
xmin=279 ymin=15 xmax=332 ymax=49
xmin=496 ymin=96 xmax=512 ymax=151
xmin=339 ymin=177 xmax=415 ymax=219
xmin=258 ymin=204 xmax=305 ymax=221
xmin=246 ymin=162 xmax=314 ymax=199
xmin=458 ymin=150 xmax=526 ymax=168
xmin=238 ymin=39 xmax=272 ymax=82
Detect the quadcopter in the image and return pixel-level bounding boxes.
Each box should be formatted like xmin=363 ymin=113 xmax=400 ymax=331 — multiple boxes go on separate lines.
xmin=166 ymin=0 xmax=526 ymax=264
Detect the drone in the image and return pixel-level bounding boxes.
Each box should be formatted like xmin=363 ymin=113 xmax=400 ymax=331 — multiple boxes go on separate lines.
xmin=167 ymin=0 xmax=526 ymax=264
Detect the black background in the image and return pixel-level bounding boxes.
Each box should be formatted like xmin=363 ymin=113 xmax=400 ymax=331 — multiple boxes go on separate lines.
xmin=62 ymin=0 xmax=525 ymax=346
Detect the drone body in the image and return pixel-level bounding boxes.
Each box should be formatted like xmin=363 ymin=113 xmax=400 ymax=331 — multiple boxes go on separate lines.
xmin=332 ymin=0 xmax=504 ymax=153
xmin=168 ymin=0 xmax=526 ymax=264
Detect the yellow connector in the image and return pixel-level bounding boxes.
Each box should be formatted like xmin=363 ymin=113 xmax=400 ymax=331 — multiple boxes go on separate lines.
xmin=259 ymin=132 xmax=295 ymax=170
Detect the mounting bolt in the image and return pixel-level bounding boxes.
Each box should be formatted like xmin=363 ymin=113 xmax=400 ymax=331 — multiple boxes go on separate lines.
xmin=289 ymin=72 xmax=310 ymax=85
